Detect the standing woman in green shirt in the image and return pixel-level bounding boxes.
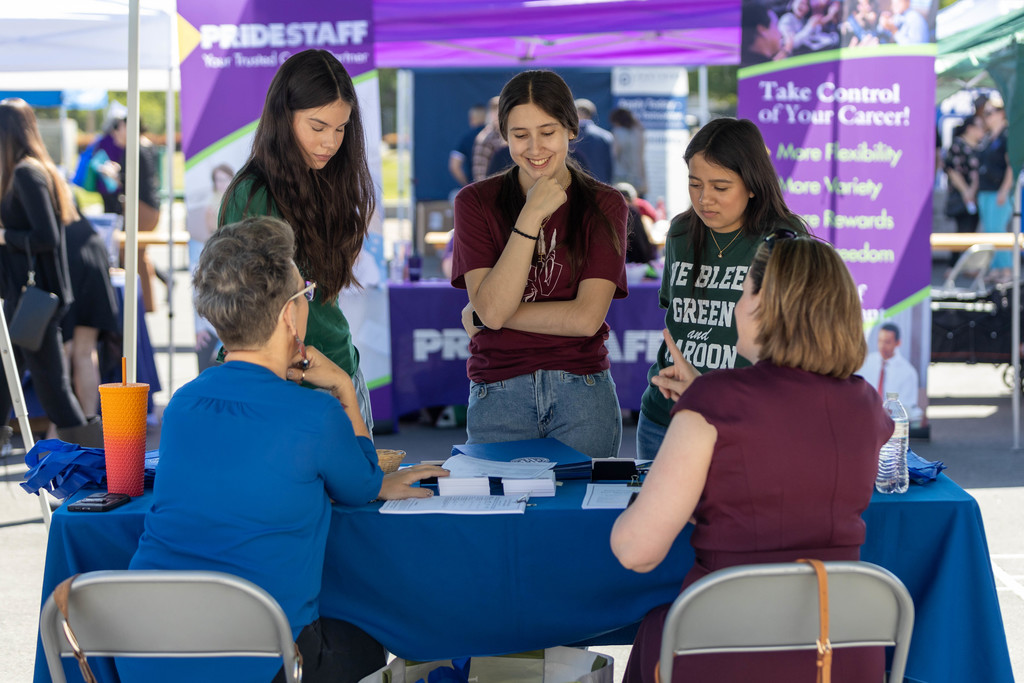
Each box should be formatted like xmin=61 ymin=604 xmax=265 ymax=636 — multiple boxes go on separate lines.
xmin=219 ymin=49 xmax=377 ymax=430
xmin=636 ymin=118 xmax=807 ymax=460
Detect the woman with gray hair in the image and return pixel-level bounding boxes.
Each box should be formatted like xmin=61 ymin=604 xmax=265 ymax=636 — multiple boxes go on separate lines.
xmin=120 ymin=216 xmax=446 ymax=683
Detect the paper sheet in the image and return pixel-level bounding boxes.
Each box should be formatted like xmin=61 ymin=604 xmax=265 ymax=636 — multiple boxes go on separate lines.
xmin=582 ymin=484 xmax=639 ymax=510
xmin=442 ymin=453 xmax=555 ymax=479
xmin=379 ymin=495 xmax=526 ymax=514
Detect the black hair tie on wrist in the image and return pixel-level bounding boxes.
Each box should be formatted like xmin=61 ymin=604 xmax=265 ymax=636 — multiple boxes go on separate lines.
xmin=510 ymin=226 xmax=538 ymax=241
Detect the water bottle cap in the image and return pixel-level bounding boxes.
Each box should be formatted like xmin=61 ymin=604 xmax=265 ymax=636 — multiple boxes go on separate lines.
xmin=885 ymin=392 xmax=899 ymax=399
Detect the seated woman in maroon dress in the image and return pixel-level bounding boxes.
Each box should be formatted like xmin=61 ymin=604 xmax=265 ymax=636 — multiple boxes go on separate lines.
xmin=611 ymin=232 xmax=894 ymax=683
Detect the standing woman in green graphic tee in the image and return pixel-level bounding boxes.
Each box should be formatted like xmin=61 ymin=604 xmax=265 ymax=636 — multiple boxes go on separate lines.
xmin=219 ymin=49 xmax=377 ymax=430
xmin=636 ymin=118 xmax=806 ymax=460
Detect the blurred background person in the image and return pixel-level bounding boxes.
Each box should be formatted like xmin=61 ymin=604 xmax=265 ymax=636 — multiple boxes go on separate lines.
xmin=448 ymin=103 xmax=486 ymax=190
xmin=61 ymin=212 xmax=119 ymax=421
xmin=0 ymin=98 xmax=100 ymax=447
xmin=472 ymin=96 xmax=507 ymax=182
xmin=616 ymin=182 xmax=657 ymax=264
xmin=610 ymin=107 xmax=648 ymax=197
xmin=977 ymin=93 xmax=1014 ymax=282
xmin=90 ymin=102 xmax=163 ymax=313
xmin=573 ymin=98 xmax=614 ymax=184
xmin=941 ymin=114 xmax=984 ymax=267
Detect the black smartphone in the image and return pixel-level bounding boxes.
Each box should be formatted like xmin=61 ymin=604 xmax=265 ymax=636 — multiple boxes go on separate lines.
xmin=591 ymin=458 xmax=639 ymax=482
xmin=67 ymin=491 xmax=132 ymax=512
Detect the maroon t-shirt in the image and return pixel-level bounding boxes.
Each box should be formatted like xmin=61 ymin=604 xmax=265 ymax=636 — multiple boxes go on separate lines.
xmin=451 ymin=175 xmax=628 ymax=383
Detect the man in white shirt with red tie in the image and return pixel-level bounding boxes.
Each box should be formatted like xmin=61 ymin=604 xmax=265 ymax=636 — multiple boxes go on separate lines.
xmin=859 ymin=322 xmax=924 ymax=426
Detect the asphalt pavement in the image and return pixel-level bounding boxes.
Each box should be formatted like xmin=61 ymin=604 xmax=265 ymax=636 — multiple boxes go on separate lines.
xmin=1 ymin=242 xmax=1021 ymax=682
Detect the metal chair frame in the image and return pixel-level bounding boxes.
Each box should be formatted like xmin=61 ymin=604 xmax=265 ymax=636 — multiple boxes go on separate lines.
xmin=659 ymin=560 xmax=914 ymax=682
xmin=40 ymin=570 xmax=302 ymax=683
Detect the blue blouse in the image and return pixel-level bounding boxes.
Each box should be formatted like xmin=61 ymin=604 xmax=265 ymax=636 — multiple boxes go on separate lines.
xmin=120 ymin=361 xmax=382 ymax=682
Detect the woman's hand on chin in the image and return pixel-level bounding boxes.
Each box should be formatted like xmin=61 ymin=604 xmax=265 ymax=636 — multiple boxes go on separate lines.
xmin=378 ymin=465 xmax=450 ymax=500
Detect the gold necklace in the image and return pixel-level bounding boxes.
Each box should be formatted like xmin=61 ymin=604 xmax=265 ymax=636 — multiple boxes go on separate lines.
xmin=708 ymin=229 xmax=742 ymax=258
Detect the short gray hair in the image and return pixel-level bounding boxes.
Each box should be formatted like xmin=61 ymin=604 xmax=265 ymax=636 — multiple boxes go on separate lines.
xmin=193 ymin=216 xmax=297 ymax=350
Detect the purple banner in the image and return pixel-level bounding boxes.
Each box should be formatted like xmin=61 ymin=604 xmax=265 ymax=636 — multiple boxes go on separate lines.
xmin=739 ymin=55 xmax=934 ymax=314
xmin=737 ymin=0 xmax=937 ymax=423
xmin=178 ymin=0 xmax=374 ymax=159
xmin=387 ymin=281 xmax=665 ymax=417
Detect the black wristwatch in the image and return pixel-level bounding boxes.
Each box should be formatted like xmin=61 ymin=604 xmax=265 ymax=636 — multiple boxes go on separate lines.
xmin=471 ymin=310 xmax=487 ymax=329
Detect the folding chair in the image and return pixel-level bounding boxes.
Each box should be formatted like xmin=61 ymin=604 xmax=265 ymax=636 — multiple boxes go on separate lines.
xmin=659 ymin=560 xmax=914 ymax=683
xmin=39 ymin=570 xmax=302 ymax=683
xmin=934 ymin=243 xmax=997 ymax=296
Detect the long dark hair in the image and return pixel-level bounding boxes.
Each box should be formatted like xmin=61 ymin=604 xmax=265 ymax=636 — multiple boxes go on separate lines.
xmin=220 ymin=49 xmax=375 ymax=300
xmin=679 ymin=117 xmax=804 ymax=295
xmin=493 ymin=70 xmax=622 ymax=278
xmin=0 ymin=98 xmax=78 ymax=226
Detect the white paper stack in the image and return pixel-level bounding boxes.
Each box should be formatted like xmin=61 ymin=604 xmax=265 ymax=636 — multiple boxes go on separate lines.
xmin=437 ymin=476 xmax=491 ymax=496
xmin=502 ymin=471 xmax=556 ymax=498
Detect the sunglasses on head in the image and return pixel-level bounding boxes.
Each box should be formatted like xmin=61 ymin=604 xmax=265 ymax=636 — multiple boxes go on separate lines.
xmin=763 ymin=228 xmax=801 ymax=250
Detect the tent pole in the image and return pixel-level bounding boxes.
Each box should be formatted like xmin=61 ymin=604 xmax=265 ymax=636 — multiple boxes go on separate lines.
xmin=698 ymin=65 xmax=710 ymax=127
xmin=398 ymin=69 xmax=416 ymax=250
xmin=123 ymin=0 xmax=141 ymax=385
xmin=164 ymin=66 xmax=176 ymax=398
xmin=1014 ymin=173 xmax=1021 ymax=450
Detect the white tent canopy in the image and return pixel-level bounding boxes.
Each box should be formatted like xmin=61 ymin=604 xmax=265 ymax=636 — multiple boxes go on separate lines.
xmin=0 ymin=0 xmax=180 ymax=388
xmin=0 ymin=0 xmax=178 ymax=91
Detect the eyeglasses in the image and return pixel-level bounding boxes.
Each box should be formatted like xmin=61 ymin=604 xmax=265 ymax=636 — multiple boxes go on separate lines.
xmin=287 ymin=281 xmax=317 ymax=305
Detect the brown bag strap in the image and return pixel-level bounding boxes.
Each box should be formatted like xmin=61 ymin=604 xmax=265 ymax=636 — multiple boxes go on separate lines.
xmin=53 ymin=574 xmax=98 ymax=683
xmin=798 ymin=559 xmax=832 ymax=683
xmin=654 ymin=561 xmax=832 ymax=683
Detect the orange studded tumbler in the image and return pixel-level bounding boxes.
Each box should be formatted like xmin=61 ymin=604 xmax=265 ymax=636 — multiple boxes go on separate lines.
xmin=99 ymin=382 xmax=150 ymax=497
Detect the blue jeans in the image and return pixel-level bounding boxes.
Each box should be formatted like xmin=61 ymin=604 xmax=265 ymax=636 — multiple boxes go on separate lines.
xmin=635 ymin=411 xmax=668 ymax=461
xmin=978 ymin=190 xmax=1015 ymax=270
xmin=466 ymin=369 xmax=621 ymax=459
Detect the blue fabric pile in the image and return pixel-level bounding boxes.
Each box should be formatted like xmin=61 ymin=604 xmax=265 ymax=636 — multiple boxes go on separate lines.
xmin=20 ymin=439 xmax=158 ymax=500
xmin=907 ymin=449 xmax=947 ymax=484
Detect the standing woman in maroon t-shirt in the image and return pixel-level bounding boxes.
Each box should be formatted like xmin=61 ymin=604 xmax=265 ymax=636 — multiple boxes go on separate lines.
xmin=451 ymin=70 xmax=628 ymax=459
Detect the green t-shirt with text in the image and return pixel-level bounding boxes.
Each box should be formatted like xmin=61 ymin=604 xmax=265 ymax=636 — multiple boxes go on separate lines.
xmin=639 ymin=216 xmax=759 ymax=427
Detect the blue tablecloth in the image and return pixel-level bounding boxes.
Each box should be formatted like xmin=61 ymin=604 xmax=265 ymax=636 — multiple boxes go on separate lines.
xmin=34 ymin=474 xmax=1013 ymax=683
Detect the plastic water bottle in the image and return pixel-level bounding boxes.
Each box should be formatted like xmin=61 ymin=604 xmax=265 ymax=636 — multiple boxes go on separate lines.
xmin=875 ymin=393 xmax=909 ymax=494
xmin=406 ymin=254 xmax=422 ymax=282
xmin=967 ymin=201 xmax=978 ymax=215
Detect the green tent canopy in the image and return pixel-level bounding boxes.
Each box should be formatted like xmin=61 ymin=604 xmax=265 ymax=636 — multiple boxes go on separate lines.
xmin=936 ymin=7 xmax=1024 ymax=173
